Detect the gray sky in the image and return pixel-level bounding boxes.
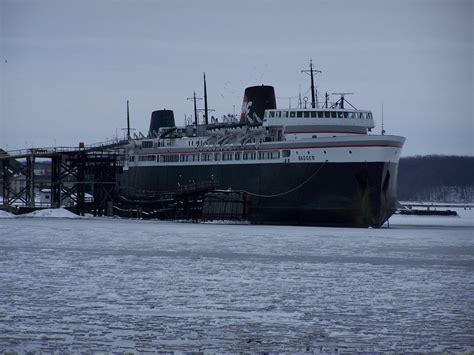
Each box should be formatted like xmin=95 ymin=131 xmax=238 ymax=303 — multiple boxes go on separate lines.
xmin=1 ymin=0 xmax=473 ymax=156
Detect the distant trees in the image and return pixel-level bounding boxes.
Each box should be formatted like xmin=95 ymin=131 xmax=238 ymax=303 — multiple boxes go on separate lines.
xmin=398 ymin=155 xmax=474 ymax=202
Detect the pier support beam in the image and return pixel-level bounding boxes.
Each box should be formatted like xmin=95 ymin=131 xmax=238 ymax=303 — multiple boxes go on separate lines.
xmin=26 ymin=155 xmax=35 ymax=208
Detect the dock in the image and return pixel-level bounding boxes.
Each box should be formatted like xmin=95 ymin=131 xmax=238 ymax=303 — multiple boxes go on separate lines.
xmin=0 ymin=142 xmax=248 ymax=221
xmin=0 ymin=140 xmax=126 ymax=216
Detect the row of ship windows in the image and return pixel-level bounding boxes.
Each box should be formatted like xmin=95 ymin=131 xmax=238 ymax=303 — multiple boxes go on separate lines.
xmin=130 ymin=150 xmax=286 ymax=163
xmin=268 ymin=111 xmax=372 ymax=119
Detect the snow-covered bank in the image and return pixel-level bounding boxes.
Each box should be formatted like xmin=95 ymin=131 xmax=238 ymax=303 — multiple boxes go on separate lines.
xmin=17 ymin=208 xmax=84 ymax=219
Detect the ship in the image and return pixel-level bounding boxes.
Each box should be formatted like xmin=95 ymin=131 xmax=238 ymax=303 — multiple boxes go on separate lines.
xmin=118 ymin=62 xmax=405 ymax=227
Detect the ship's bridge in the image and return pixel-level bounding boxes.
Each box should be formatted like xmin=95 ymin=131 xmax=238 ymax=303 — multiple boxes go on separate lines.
xmin=263 ymin=108 xmax=375 ymax=139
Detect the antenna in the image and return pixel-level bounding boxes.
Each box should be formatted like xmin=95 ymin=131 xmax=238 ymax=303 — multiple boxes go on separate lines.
xmin=298 ymin=84 xmax=302 ymax=108
xmin=121 ymin=100 xmax=135 ymax=139
xmin=331 ymin=92 xmax=354 ymax=109
xmin=381 ymin=102 xmax=385 ymax=135
xmin=203 ymin=72 xmax=209 ymax=125
xmin=301 ymin=59 xmax=322 ymax=109
xmin=126 ymin=100 xmax=130 ymax=139
xmin=325 ymin=92 xmax=329 ymax=108
xmin=187 ymin=91 xmax=202 ymax=126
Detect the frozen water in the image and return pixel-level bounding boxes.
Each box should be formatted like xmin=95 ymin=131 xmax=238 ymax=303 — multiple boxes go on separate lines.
xmin=0 ymin=208 xmax=83 ymax=219
xmin=17 ymin=208 xmax=84 ymax=219
xmin=0 ymin=212 xmax=473 ymax=352
xmin=0 ymin=211 xmax=14 ymax=218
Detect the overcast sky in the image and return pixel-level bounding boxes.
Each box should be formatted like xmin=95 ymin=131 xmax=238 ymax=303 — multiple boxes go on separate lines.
xmin=1 ymin=0 xmax=472 ymax=156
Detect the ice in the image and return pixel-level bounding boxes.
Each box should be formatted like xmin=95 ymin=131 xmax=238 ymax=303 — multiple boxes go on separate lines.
xmin=0 ymin=210 xmax=14 ymax=218
xmin=16 ymin=208 xmax=85 ymax=219
xmin=386 ymin=207 xmax=474 ymax=227
xmin=0 ymin=213 xmax=473 ymax=352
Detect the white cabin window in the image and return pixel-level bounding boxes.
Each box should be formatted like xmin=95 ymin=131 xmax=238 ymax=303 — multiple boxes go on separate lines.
xmin=269 ymin=111 xmax=275 ymax=118
xmin=138 ymin=155 xmax=156 ymax=162
xmin=282 ymin=111 xmax=288 ymax=118
xmin=310 ymin=112 xmax=317 ymax=118
xmin=304 ymin=111 xmax=310 ymax=118
xmin=290 ymin=111 xmax=296 ymax=118
xmin=297 ymin=111 xmax=303 ymax=118
xmin=161 ymin=155 xmax=179 ymax=163
xmin=324 ymin=112 xmax=330 ymax=118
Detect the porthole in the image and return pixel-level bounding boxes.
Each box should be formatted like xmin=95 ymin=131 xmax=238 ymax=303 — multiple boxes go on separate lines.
xmin=324 ymin=150 xmax=327 ymax=154
xmin=349 ymin=150 xmax=352 ymax=154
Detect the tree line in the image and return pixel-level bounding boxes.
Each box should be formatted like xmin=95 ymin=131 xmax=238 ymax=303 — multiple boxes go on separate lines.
xmin=398 ymin=155 xmax=474 ymax=202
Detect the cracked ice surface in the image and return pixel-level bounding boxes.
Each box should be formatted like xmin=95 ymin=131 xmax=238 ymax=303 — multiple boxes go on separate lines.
xmin=0 ymin=215 xmax=473 ymax=352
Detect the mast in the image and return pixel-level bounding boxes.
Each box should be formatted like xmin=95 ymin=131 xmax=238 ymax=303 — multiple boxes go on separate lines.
xmin=187 ymin=91 xmax=202 ymax=127
xmin=301 ymin=60 xmax=322 ymax=109
xmin=203 ymin=72 xmax=209 ymax=125
xmin=382 ymin=102 xmax=385 ymax=135
xmin=310 ymin=61 xmax=315 ymax=108
xmin=193 ymin=91 xmax=198 ymax=126
xmin=126 ymin=100 xmax=130 ymax=140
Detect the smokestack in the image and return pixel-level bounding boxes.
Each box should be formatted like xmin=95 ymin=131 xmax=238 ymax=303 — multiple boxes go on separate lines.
xmin=149 ymin=109 xmax=175 ymax=136
xmin=240 ymin=85 xmax=276 ymax=124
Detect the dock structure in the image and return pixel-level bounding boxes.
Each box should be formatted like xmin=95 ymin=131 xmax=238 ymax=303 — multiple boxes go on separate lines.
xmin=0 ymin=141 xmax=126 ymax=215
xmin=114 ymin=180 xmax=248 ymax=222
xmin=1 ymin=141 xmax=249 ymax=221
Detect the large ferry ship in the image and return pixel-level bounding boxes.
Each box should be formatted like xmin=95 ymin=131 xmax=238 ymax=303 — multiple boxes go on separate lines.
xmin=119 ymin=63 xmax=405 ymax=227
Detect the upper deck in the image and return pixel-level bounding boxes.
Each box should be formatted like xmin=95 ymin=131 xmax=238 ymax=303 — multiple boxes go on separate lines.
xmin=263 ymin=108 xmax=375 ymax=139
xmin=263 ymin=108 xmax=374 ymax=127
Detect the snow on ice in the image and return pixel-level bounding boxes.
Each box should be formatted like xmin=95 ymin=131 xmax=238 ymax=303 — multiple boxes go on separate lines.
xmin=0 ymin=210 xmax=14 ymax=218
xmin=17 ymin=208 xmax=85 ymax=219
xmin=0 ymin=210 xmax=473 ymax=352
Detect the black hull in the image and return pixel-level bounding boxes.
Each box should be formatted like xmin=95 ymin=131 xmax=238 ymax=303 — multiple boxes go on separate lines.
xmin=119 ymin=161 xmax=399 ymax=228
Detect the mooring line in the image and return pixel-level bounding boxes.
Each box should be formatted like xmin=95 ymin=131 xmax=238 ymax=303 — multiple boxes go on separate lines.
xmin=238 ymin=161 xmax=327 ymax=198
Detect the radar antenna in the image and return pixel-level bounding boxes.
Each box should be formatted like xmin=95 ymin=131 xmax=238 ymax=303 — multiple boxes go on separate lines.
xmin=301 ymin=59 xmax=322 ymax=109
xmin=331 ymin=92 xmax=354 ymax=109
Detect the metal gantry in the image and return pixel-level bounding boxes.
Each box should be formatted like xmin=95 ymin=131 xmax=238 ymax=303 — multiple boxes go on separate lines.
xmin=0 ymin=144 xmax=125 ymax=215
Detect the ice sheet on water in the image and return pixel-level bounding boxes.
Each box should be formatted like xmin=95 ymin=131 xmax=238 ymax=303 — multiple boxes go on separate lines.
xmin=386 ymin=207 xmax=474 ymax=227
xmin=0 ymin=213 xmax=473 ymax=352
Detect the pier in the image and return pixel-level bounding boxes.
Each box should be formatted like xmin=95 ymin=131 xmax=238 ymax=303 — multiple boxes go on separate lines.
xmin=0 ymin=140 xmax=126 ymax=216
xmin=0 ymin=142 xmax=248 ymax=221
